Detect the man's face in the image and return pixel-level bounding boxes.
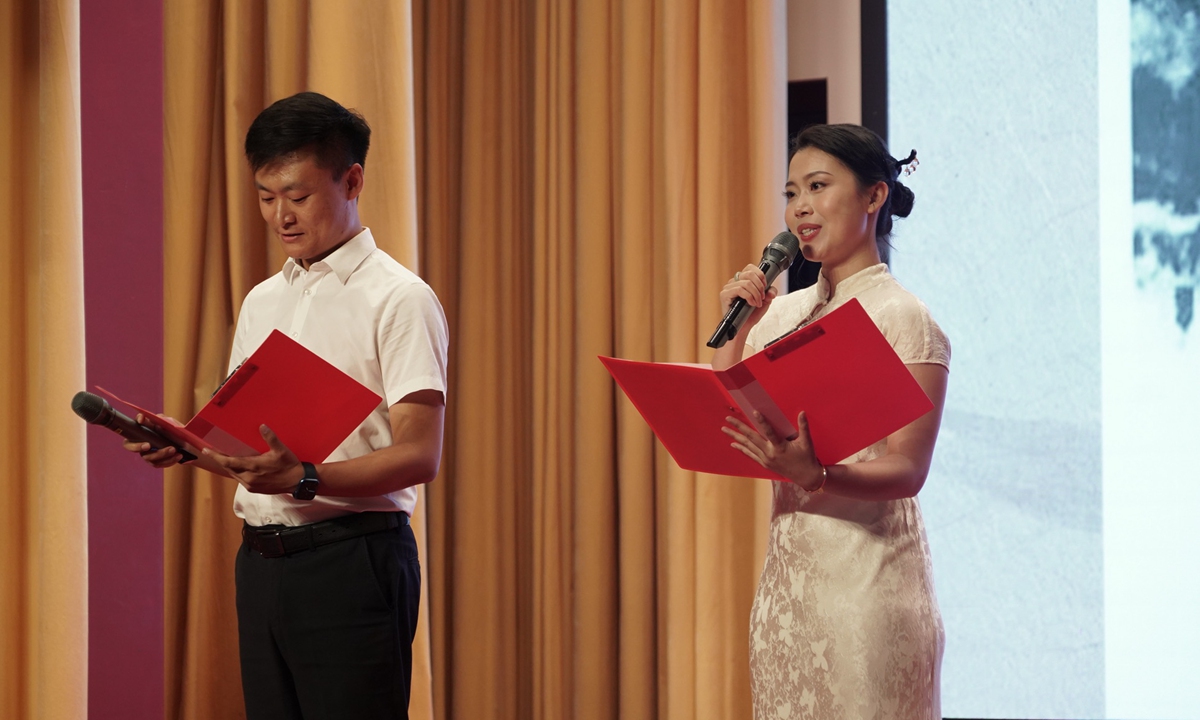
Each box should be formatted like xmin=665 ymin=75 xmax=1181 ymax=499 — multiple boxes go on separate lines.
xmin=254 ymin=153 xmax=364 ymax=267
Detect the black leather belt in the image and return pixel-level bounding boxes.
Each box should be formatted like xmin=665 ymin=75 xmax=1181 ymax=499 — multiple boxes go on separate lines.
xmin=242 ymin=511 xmax=408 ymax=558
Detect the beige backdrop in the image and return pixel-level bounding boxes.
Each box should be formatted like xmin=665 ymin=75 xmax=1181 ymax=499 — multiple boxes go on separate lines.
xmin=0 ymin=0 xmax=89 ymax=718
xmin=163 ymin=1 xmax=787 ymax=718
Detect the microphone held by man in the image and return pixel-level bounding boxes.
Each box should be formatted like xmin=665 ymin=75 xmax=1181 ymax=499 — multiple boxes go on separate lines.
xmin=70 ymin=390 xmax=197 ymax=463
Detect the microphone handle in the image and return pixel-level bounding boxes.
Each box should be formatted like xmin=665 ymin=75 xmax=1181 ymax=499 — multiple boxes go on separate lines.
xmin=101 ymin=409 xmax=198 ymax=463
xmin=706 ymin=258 xmax=773 ymax=349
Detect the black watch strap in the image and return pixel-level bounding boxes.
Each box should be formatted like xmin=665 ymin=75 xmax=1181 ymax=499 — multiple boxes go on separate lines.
xmin=293 ymin=461 xmax=319 ymax=501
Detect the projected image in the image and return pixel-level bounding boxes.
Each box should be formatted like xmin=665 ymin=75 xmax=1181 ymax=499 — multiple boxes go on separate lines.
xmin=1132 ymin=0 xmax=1200 ymax=331
xmin=887 ymin=0 xmax=1108 ymax=716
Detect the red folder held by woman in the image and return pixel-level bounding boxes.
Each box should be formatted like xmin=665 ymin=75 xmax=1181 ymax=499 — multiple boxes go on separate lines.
xmin=599 ymin=299 xmax=933 ymax=480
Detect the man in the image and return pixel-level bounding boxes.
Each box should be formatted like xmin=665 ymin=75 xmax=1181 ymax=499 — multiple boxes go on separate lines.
xmin=130 ymin=91 xmax=447 ymax=719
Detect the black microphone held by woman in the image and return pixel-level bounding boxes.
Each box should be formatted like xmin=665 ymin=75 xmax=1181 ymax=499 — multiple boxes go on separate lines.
xmin=707 ymin=231 xmax=801 ymax=348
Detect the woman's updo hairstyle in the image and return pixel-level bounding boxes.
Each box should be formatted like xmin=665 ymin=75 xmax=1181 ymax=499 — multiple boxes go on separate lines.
xmin=790 ymin=124 xmax=916 ymax=246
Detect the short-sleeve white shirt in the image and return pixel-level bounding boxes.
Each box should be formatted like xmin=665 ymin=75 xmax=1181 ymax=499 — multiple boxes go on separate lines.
xmin=229 ymin=228 xmax=449 ymax=526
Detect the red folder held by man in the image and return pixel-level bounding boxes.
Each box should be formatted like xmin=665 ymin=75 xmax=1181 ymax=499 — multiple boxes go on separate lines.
xmin=98 ymin=330 xmax=382 ymax=478
xmin=599 ymin=299 xmax=933 ymax=481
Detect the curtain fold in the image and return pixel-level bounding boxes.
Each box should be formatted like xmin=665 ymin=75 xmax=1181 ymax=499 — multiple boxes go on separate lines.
xmin=416 ymin=1 xmax=785 ymax=718
xmin=0 ymin=0 xmax=88 ymax=718
xmin=410 ymin=1 xmax=465 ymax=716
xmin=432 ymin=1 xmax=535 ymax=717
xmin=529 ymin=3 xmax=575 ymax=717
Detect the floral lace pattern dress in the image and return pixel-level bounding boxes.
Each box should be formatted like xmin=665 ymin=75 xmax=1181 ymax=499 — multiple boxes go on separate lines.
xmin=743 ymin=264 xmax=951 ymax=720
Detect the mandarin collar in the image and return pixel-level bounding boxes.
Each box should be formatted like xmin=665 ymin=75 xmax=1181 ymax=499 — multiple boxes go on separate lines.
xmin=815 ymin=262 xmax=891 ymax=303
xmin=282 ymin=228 xmax=376 ymax=285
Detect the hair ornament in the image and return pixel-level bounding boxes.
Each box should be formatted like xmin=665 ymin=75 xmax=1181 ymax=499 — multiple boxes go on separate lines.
xmin=895 ymin=149 xmax=918 ymax=177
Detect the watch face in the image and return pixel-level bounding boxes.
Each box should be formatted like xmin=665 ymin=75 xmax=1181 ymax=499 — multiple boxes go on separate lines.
xmin=293 ymin=462 xmax=319 ymax=500
xmin=293 ymin=472 xmax=318 ymax=501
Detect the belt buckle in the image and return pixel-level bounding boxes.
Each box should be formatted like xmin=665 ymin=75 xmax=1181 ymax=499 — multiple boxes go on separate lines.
xmin=257 ymin=529 xmax=287 ymax=558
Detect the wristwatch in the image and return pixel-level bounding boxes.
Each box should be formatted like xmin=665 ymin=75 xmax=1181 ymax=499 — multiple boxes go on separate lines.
xmin=293 ymin=461 xmax=319 ymax=501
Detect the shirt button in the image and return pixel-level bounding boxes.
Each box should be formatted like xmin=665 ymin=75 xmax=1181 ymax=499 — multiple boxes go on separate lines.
xmin=290 ymin=332 xmax=298 ymax=338
xmin=304 ymin=289 xmax=311 ymax=296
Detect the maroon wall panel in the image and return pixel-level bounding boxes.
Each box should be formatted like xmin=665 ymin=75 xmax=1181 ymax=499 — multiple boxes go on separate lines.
xmin=81 ymin=1 xmax=164 ymax=717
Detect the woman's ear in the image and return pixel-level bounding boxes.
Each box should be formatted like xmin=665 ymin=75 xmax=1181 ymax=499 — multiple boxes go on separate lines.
xmin=866 ymin=181 xmax=889 ymax=213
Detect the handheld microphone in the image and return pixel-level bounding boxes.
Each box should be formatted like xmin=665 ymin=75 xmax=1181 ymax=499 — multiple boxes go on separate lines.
xmin=707 ymin=231 xmax=801 ymax=348
xmin=71 ymin=391 xmax=197 ymax=463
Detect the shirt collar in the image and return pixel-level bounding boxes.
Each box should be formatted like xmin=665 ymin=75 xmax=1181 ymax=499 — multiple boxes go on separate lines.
xmin=815 ymin=262 xmax=891 ymax=303
xmin=281 ymin=228 xmax=376 ymax=285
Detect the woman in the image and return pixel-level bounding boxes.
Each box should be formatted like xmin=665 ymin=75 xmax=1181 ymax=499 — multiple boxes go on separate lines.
xmin=715 ymin=124 xmax=949 ymax=720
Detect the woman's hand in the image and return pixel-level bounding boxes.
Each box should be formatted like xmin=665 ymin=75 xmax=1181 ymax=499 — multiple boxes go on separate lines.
xmin=711 ymin=264 xmax=778 ymax=371
xmin=722 ymin=410 xmax=825 ymax=491
xmin=723 ymin=364 xmax=950 ymax=500
xmin=718 ymin=264 xmax=777 ymax=335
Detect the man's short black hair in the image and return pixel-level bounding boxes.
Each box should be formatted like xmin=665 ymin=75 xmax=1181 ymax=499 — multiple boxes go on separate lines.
xmin=244 ymin=91 xmax=371 ymax=178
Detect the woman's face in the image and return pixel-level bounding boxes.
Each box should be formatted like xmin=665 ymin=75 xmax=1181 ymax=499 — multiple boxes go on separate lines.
xmin=784 ymin=147 xmax=885 ymax=269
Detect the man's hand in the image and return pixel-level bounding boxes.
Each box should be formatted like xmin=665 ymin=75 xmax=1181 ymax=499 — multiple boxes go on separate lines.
xmin=203 ymin=424 xmax=304 ymax=494
xmin=122 ymin=413 xmax=185 ymax=468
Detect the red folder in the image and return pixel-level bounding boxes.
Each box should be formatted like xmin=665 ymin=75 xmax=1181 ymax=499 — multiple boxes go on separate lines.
xmin=99 ymin=330 xmax=382 ymax=478
xmin=599 ymin=299 xmax=933 ymax=480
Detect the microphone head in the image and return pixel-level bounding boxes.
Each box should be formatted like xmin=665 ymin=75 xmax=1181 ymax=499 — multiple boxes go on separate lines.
xmin=71 ymin=391 xmax=113 ymax=425
xmin=763 ymin=231 xmax=801 ymax=273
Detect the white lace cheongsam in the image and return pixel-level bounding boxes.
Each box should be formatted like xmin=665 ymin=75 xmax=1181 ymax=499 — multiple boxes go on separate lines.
xmin=743 ymin=263 xmax=951 ymax=720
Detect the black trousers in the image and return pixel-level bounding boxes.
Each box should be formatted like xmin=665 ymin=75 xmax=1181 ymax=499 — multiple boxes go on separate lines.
xmin=235 ymin=518 xmax=420 ymax=720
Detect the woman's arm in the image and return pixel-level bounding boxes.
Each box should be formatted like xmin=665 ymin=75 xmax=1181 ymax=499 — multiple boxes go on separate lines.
xmin=724 ymin=362 xmax=948 ymax=500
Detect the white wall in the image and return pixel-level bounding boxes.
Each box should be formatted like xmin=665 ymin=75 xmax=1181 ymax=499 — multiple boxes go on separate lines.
xmin=787 ymin=0 xmax=860 ymax=123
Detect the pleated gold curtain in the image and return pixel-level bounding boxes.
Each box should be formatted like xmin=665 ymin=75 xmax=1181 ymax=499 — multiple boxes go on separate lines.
xmin=165 ymin=0 xmax=785 ymax=717
xmin=415 ymin=1 xmax=785 ymax=718
xmin=0 ymin=0 xmax=89 ymax=718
